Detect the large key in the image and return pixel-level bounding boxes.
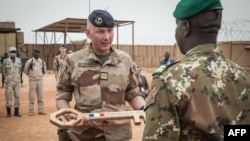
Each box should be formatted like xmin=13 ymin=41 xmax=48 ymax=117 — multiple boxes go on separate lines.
xmin=50 ymin=108 xmax=146 ymax=129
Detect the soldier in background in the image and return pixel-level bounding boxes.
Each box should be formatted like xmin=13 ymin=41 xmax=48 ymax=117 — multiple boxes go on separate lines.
xmin=136 ymin=65 xmax=149 ymax=99
xmin=2 ymin=47 xmax=22 ymax=117
xmin=143 ymin=0 xmax=250 ymax=140
xmin=23 ymin=48 xmax=47 ymax=116
xmin=159 ymin=51 xmax=175 ymax=66
xmin=53 ymin=44 xmax=68 ymax=80
xmin=1 ymin=52 xmax=8 ymax=88
xmin=55 ymin=9 xmax=145 ymax=141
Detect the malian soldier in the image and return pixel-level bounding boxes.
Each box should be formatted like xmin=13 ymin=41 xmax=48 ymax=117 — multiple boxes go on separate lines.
xmin=23 ymin=48 xmax=47 ymax=116
xmin=143 ymin=0 xmax=250 ymax=140
xmin=2 ymin=47 xmax=22 ymax=117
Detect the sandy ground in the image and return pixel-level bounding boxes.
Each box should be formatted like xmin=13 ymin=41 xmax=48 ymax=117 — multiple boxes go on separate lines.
xmin=0 ymin=68 xmax=155 ymax=141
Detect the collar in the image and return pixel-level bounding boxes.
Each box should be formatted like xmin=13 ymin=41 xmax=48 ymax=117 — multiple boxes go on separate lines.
xmin=185 ymin=44 xmax=220 ymax=57
xmin=60 ymin=54 xmax=67 ymax=59
xmin=32 ymin=57 xmax=41 ymax=61
xmin=87 ymin=46 xmax=120 ymax=65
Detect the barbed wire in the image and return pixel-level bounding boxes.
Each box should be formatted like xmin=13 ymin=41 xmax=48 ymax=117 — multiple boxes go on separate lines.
xmin=218 ymin=19 xmax=250 ymax=41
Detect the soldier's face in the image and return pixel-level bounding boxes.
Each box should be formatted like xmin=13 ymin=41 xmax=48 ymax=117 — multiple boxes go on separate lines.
xmin=9 ymin=51 xmax=16 ymax=58
xmin=59 ymin=47 xmax=67 ymax=54
xmin=34 ymin=52 xmax=40 ymax=58
xmin=86 ymin=26 xmax=114 ymax=54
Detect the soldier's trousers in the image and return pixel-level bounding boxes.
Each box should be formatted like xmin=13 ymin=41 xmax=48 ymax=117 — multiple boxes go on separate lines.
xmin=5 ymin=82 xmax=21 ymax=108
xmin=2 ymin=74 xmax=5 ymax=86
xmin=29 ymin=79 xmax=44 ymax=113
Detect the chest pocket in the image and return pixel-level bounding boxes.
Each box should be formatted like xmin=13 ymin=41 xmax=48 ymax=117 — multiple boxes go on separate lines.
xmin=5 ymin=63 xmax=12 ymax=71
xmin=16 ymin=62 xmax=22 ymax=72
xmin=72 ymin=67 xmax=102 ymax=111
xmin=73 ymin=68 xmax=99 ymax=87
xmin=5 ymin=62 xmax=21 ymax=72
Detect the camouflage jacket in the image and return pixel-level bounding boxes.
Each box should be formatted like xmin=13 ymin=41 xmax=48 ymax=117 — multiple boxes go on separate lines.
xmin=53 ymin=54 xmax=68 ymax=71
xmin=2 ymin=57 xmax=22 ymax=83
xmin=143 ymin=44 xmax=250 ymax=141
xmin=56 ymin=46 xmax=141 ymax=140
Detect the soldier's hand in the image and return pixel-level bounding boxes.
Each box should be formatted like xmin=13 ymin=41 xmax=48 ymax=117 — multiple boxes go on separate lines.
xmin=75 ymin=116 xmax=89 ymax=127
xmin=64 ymin=113 xmax=77 ymax=121
xmin=64 ymin=113 xmax=89 ymax=127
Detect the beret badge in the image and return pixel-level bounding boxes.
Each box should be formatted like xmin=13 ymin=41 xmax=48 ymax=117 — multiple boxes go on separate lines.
xmin=95 ymin=17 xmax=103 ymax=25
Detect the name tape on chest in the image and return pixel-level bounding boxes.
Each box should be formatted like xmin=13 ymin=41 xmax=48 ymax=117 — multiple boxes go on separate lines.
xmin=78 ymin=63 xmax=96 ymax=67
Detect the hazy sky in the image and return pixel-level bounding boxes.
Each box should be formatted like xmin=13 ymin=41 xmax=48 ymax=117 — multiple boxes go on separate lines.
xmin=1 ymin=0 xmax=250 ymax=45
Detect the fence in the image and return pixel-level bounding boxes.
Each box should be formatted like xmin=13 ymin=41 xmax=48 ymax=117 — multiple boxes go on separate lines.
xmin=16 ymin=41 xmax=250 ymax=71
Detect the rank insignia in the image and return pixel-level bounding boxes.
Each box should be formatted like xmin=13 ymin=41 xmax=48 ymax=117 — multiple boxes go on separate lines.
xmin=100 ymin=72 xmax=108 ymax=80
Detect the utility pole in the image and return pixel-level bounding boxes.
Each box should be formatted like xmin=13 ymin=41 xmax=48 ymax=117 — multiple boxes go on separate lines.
xmin=89 ymin=0 xmax=91 ymax=14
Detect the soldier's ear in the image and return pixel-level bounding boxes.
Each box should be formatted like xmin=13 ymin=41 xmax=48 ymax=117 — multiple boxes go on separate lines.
xmin=183 ymin=20 xmax=190 ymax=37
xmin=85 ymin=29 xmax=91 ymax=38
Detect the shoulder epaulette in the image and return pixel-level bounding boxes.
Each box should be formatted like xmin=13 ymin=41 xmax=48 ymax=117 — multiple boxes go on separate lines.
xmin=152 ymin=60 xmax=181 ymax=77
xmin=152 ymin=65 xmax=167 ymax=76
xmin=167 ymin=60 xmax=181 ymax=67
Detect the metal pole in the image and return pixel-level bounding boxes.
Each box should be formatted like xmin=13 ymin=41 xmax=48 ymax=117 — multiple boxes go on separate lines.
xmin=132 ymin=22 xmax=134 ymax=60
xmin=117 ymin=25 xmax=119 ymax=49
xmin=89 ymin=0 xmax=91 ymax=14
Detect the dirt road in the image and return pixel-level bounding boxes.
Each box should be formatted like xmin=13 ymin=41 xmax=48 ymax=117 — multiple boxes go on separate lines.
xmin=0 ymin=68 xmax=154 ymax=141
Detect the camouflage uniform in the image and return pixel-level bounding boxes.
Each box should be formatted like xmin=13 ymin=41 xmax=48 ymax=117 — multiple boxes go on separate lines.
xmin=53 ymin=54 xmax=63 ymax=70
xmin=53 ymin=54 xmax=67 ymax=80
xmin=2 ymin=57 xmax=22 ymax=108
xmin=143 ymin=44 xmax=250 ymax=141
xmin=56 ymin=46 xmax=141 ymax=141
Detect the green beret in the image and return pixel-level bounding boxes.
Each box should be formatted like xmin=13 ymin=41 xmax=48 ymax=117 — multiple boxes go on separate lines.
xmin=88 ymin=9 xmax=115 ymax=28
xmin=173 ymin=0 xmax=223 ymax=19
